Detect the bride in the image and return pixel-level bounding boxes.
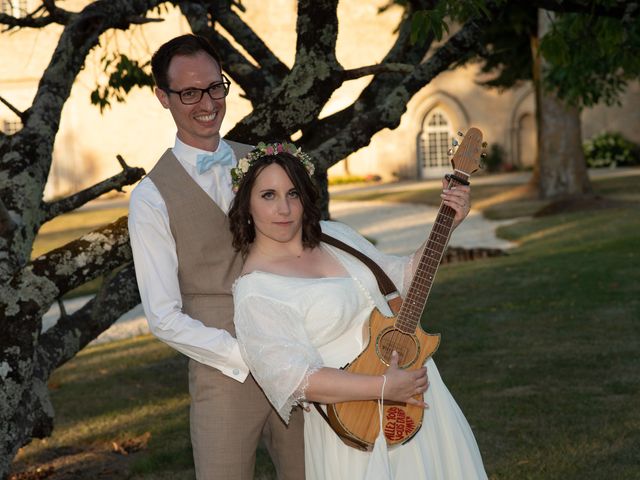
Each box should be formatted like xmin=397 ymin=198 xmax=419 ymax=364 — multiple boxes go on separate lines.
xmin=228 ymin=142 xmax=487 ymax=479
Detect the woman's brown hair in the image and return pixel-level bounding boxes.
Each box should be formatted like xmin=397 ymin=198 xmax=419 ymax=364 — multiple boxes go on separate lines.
xmin=228 ymin=151 xmax=322 ymax=256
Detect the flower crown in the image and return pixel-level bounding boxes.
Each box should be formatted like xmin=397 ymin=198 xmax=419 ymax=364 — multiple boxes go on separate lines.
xmin=231 ymin=141 xmax=315 ymax=191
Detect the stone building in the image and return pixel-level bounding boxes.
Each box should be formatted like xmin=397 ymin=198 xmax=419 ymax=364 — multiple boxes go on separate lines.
xmin=1 ymin=0 xmax=639 ymax=198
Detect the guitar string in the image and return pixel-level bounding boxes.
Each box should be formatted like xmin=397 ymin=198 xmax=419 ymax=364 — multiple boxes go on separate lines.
xmin=383 ymin=183 xmax=462 ymax=366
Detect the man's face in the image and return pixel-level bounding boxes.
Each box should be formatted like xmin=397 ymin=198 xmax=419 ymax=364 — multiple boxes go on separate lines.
xmin=155 ymin=51 xmax=226 ymax=151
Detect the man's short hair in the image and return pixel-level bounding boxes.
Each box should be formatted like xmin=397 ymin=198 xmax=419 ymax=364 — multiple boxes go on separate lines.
xmin=151 ymin=34 xmax=222 ymax=90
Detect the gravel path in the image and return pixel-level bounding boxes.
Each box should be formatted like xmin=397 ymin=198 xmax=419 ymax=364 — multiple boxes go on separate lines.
xmin=330 ymin=200 xmax=516 ymax=256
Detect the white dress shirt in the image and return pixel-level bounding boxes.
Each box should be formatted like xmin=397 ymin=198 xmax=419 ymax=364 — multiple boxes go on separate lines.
xmin=128 ymin=137 xmax=249 ymax=382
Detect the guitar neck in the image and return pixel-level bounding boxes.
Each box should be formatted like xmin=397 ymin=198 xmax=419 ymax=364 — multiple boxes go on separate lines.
xmin=395 ymin=175 xmax=468 ymax=333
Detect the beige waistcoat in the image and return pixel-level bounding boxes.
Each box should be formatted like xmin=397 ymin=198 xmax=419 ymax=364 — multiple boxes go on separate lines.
xmin=146 ymin=142 xmax=252 ymax=334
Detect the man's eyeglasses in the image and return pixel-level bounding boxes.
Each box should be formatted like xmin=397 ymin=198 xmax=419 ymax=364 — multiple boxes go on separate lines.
xmin=165 ymin=75 xmax=231 ymax=105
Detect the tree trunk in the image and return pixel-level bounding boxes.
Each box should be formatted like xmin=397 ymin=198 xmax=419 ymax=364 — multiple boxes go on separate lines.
xmin=530 ymin=9 xmax=592 ymax=199
xmin=536 ymin=91 xmax=592 ymax=198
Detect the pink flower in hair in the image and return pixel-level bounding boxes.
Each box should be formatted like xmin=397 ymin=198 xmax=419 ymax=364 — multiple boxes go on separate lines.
xmin=231 ymin=141 xmax=315 ymax=191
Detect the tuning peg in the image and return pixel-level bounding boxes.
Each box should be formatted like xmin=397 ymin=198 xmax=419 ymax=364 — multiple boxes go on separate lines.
xmin=451 ymin=138 xmax=459 ymax=147
xmin=447 ymin=147 xmax=454 ymax=155
xmin=479 ymin=150 xmax=487 ymax=170
xmin=479 ymin=151 xmax=488 ymax=170
xmin=457 ymin=131 xmax=464 ymax=137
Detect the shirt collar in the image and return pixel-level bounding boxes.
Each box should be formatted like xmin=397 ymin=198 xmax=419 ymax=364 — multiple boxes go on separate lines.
xmin=173 ymin=136 xmax=233 ymax=167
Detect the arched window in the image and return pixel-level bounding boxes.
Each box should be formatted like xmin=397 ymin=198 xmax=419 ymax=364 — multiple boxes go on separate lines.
xmin=418 ymin=108 xmax=454 ymax=178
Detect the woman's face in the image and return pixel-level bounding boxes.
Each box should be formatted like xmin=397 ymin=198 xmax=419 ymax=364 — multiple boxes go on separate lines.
xmin=249 ymin=163 xmax=304 ymax=246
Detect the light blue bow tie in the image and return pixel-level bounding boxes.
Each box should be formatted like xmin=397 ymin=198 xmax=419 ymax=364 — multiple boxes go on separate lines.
xmin=196 ymin=143 xmax=233 ymax=174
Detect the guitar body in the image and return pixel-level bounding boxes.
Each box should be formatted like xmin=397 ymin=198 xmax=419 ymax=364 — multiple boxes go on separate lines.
xmin=326 ymin=296 xmax=441 ymax=450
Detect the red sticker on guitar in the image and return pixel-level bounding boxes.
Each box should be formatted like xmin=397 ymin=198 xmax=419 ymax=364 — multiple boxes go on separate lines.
xmin=383 ymin=407 xmax=416 ymax=441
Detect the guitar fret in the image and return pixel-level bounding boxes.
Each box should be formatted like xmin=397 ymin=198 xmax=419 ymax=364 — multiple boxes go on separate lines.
xmin=414 ymin=274 xmax=435 ymax=286
xmin=428 ymin=239 xmax=446 ymax=250
xmin=414 ymin=272 xmax=434 ymax=283
xmin=417 ymin=260 xmax=439 ymax=271
xmin=398 ymin=236 xmax=447 ymax=327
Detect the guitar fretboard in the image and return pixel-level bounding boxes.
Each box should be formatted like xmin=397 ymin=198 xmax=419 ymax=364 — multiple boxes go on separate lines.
xmin=395 ymin=176 xmax=468 ymax=333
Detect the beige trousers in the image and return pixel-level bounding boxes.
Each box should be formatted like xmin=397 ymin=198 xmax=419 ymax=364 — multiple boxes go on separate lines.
xmin=189 ymin=359 xmax=305 ymax=480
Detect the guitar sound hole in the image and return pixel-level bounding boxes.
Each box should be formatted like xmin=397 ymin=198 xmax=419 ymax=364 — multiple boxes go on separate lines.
xmin=376 ymin=329 xmax=419 ymax=368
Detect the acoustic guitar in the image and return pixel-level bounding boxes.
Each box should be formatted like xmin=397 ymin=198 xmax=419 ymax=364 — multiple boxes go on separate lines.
xmin=326 ymin=127 xmax=484 ymax=451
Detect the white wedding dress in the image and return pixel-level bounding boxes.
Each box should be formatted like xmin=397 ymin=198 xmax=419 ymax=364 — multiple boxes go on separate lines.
xmin=234 ymin=221 xmax=487 ymax=480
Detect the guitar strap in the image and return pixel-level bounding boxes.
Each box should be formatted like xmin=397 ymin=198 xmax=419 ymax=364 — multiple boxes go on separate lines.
xmin=313 ymin=232 xmax=400 ymax=451
xmin=320 ymin=232 xmax=398 ymax=297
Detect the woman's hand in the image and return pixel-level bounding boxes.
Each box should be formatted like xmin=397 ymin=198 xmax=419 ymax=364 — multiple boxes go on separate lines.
xmin=441 ymin=178 xmax=471 ymax=229
xmin=382 ymin=351 xmax=429 ymax=408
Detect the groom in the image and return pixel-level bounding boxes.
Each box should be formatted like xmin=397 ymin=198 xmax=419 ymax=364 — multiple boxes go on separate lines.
xmin=128 ymin=34 xmax=304 ymax=479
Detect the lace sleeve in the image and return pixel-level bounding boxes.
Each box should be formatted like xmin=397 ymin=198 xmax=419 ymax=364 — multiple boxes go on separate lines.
xmin=234 ymin=292 xmax=324 ymax=423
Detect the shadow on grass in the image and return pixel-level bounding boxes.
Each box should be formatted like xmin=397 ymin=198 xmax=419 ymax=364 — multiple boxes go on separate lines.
xmin=13 ymin=335 xmax=278 ymax=479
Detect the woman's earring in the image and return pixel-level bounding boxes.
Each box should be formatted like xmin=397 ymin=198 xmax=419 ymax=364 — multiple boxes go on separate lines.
xmin=247 ymin=217 xmax=252 ymax=225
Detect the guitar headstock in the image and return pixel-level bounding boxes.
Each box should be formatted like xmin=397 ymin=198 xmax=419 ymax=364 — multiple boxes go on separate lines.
xmin=449 ymin=127 xmax=484 ymax=177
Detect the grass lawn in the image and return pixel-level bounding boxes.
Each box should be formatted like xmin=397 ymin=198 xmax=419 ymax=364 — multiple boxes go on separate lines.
xmin=427 ymin=205 xmax=639 ymax=479
xmin=12 ymin=169 xmax=640 ymax=479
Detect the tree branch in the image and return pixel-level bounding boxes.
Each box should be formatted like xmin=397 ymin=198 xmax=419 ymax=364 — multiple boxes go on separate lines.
xmin=26 ymin=0 xmax=167 ymax=170
xmin=230 ymin=0 xmax=246 ymax=12
xmin=35 ymin=262 xmax=140 ymax=377
xmin=0 ymin=215 xmax=132 ymax=361
xmin=300 ymin=0 xmax=435 ymax=151
xmin=41 ymin=155 xmax=144 ymax=223
xmin=0 ymin=12 xmax=57 ymax=30
xmin=310 ymin=15 xmax=485 ymax=174
xmin=25 ymin=216 xmax=133 ymax=301
xmin=212 ymin=3 xmax=290 ymax=81
xmin=225 ymin=0 xmax=343 ymax=143
xmin=178 ymin=1 xmax=275 ymax=105
xmin=125 ymin=15 xmax=165 ymax=25
xmin=0 ymin=95 xmax=25 ymax=121
xmin=40 ymin=0 xmax=73 ymax=23
xmin=0 ymin=0 xmax=166 ymax=285
xmin=343 ymin=63 xmax=414 ymax=81
xmin=0 ymin=0 xmax=73 ymax=30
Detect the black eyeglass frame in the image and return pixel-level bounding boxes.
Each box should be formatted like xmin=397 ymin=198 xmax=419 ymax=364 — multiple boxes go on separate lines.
xmin=165 ymin=74 xmax=231 ymax=105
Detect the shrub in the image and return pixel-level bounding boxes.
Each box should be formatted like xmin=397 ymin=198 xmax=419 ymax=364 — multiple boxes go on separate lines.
xmin=583 ymin=132 xmax=640 ymax=168
xmin=482 ymin=143 xmax=507 ymax=172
